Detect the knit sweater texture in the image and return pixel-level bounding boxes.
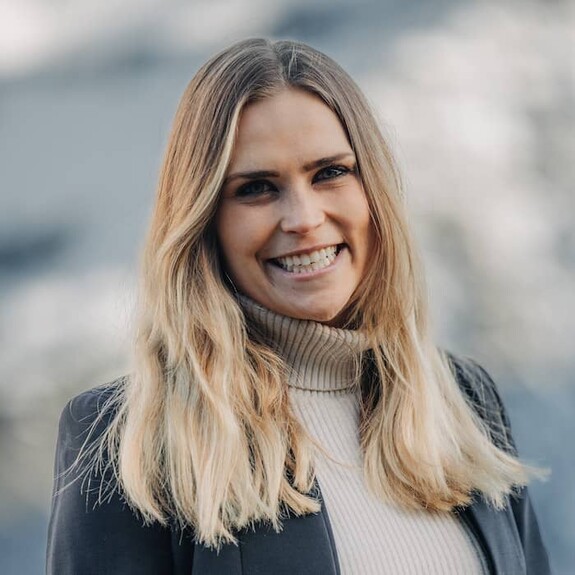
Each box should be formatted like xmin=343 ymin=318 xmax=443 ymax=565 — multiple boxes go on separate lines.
xmin=240 ymin=295 xmax=486 ymax=575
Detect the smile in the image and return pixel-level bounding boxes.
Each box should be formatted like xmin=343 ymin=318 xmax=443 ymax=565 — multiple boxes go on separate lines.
xmin=272 ymin=244 xmax=343 ymax=274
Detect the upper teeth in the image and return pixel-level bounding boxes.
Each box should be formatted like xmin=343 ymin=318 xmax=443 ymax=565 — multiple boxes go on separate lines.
xmin=275 ymin=245 xmax=339 ymax=273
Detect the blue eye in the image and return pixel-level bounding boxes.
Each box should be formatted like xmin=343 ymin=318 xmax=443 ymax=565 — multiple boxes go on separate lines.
xmin=314 ymin=165 xmax=352 ymax=183
xmin=235 ymin=180 xmax=275 ymax=198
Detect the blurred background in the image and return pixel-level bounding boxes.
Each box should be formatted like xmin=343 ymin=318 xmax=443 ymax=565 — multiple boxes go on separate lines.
xmin=0 ymin=0 xmax=573 ymax=573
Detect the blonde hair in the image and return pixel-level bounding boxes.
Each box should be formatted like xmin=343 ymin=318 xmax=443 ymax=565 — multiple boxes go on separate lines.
xmin=92 ymin=38 xmax=531 ymax=548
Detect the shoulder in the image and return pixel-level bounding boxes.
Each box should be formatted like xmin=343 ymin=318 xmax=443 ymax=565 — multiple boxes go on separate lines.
xmin=446 ymin=353 xmax=501 ymax=410
xmin=445 ymin=353 xmax=517 ymax=455
xmin=50 ymin=378 xmax=128 ymax=518
xmin=48 ymin=376 xmax=179 ymax=574
xmin=57 ymin=376 xmax=127 ymax=451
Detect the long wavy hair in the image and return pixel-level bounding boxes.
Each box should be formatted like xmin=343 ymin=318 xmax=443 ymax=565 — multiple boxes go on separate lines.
xmin=93 ymin=38 xmax=530 ymax=548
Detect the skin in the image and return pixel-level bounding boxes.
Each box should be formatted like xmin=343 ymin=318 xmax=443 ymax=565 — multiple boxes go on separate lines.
xmin=216 ymin=88 xmax=373 ymax=326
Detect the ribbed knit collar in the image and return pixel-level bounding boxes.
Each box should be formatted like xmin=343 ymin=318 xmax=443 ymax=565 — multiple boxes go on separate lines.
xmin=238 ymin=295 xmax=370 ymax=393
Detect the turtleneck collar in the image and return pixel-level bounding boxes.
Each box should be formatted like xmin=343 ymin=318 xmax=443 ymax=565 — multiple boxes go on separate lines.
xmin=237 ymin=295 xmax=370 ymax=393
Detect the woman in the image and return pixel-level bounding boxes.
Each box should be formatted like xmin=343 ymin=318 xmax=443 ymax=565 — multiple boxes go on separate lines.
xmin=46 ymin=38 xmax=550 ymax=574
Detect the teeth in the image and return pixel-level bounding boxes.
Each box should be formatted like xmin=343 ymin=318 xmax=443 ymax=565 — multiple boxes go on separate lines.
xmin=275 ymin=245 xmax=340 ymax=273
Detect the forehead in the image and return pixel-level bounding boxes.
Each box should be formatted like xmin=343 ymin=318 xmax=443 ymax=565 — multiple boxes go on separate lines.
xmin=229 ymin=88 xmax=352 ymax=169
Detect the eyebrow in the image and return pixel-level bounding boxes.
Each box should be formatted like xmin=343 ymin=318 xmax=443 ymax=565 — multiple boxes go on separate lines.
xmin=223 ymin=152 xmax=356 ymax=185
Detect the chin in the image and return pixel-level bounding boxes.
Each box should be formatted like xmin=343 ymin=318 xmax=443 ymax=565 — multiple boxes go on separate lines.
xmin=305 ymin=311 xmax=339 ymax=324
xmin=287 ymin=303 xmax=346 ymax=325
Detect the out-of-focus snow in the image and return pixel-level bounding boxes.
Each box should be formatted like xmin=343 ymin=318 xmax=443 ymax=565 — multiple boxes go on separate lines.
xmin=0 ymin=0 xmax=319 ymax=76
xmin=364 ymin=2 xmax=575 ymax=375
xmin=1 ymin=268 xmax=133 ymax=411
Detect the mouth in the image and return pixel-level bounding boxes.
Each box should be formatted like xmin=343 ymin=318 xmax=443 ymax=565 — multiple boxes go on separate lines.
xmin=270 ymin=244 xmax=345 ymax=274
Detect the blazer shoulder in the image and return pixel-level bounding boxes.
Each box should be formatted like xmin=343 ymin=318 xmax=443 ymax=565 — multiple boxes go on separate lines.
xmin=58 ymin=376 xmax=127 ymax=451
xmin=445 ymin=353 xmax=517 ymax=454
xmin=47 ymin=375 xmax=181 ymax=575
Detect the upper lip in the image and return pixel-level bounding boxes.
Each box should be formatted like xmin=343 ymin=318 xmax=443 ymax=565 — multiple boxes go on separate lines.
xmin=270 ymin=243 xmax=343 ymax=259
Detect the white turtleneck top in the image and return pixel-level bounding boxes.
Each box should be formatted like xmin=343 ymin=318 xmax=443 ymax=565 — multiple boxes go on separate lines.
xmin=239 ymin=296 xmax=486 ymax=575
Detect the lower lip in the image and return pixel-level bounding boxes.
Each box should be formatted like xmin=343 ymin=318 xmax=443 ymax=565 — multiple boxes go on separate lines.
xmin=267 ymin=246 xmax=346 ymax=280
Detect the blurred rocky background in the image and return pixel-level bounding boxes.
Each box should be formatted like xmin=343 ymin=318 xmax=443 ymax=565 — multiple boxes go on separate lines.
xmin=0 ymin=0 xmax=573 ymax=573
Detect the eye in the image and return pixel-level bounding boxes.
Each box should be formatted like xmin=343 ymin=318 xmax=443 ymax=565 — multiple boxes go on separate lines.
xmin=313 ymin=164 xmax=353 ymax=183
xmin=235 ymin=179 xmax=276 ymax=199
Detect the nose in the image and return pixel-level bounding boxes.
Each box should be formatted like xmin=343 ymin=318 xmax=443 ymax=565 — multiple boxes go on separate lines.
xmin=279 ymin=185 xmax=325 ymax=234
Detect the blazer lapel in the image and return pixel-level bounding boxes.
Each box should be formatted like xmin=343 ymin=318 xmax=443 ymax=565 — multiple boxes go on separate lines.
xmin=175 ymin=485 xmax=528 ymax=575
xmin=189 ymin=505 xmax=340 ymax=575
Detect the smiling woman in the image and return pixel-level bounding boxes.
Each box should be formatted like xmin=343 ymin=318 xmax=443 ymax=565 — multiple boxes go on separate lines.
xmin=217 ymin=89 xmax=372 ymax=324
xmin=46 ymin=39 xmax=550 ymax=574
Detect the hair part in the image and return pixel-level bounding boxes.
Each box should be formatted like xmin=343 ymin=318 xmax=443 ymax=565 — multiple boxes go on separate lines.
xmin=90 ymin=38 xmax=533 ymax=548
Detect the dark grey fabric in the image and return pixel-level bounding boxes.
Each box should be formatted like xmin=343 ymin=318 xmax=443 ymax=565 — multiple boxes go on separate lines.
xmin=46 ymin=357 xmax=551 ymax=574
xmin=449 ymin=357 xmax=551 ymax=575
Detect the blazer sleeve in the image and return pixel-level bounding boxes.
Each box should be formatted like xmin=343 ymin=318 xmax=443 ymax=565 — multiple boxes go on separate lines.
xmin=450 ymin=355 xmax=552 ymax=575
xmin=46 ymin=385 xmax=175 ymax=575
xmin=476 ymin=363 xmax=552 ymax=575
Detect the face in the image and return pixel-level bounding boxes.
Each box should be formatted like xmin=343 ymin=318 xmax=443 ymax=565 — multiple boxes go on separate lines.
xmin=216 ymin=88 xmax=373 ymax=325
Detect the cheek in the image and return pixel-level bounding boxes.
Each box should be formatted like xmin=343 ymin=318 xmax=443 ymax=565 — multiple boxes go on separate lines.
xmin=347 ymin=193 xmax=373 ymax=253
xmin=215 ymin=209 xmax=239 ymax=272
xmin=216 ymin=208 xmax=264 ymax=271
xmin=352 ymin=213 xmax=376 ymax=278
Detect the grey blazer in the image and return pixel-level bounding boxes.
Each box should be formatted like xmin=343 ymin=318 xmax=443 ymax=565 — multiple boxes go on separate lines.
xmin=46 ymin=357 xmax=551 ymax=574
